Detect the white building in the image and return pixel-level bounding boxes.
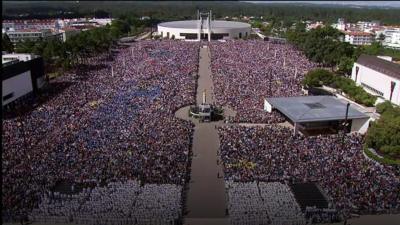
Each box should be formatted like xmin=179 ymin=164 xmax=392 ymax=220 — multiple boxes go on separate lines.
xmin=351 ymin=54 xmax=400 ymax=106
xmin=2 ymin=19 xmax=57 ymax=32
xmin=2 ymin=54 xmax=46 ymax=107
xmin=357 ymin=20 xmax=381 ymax=31
xmin=337 ymin=18 xmax=346 ymax=31
xmin=2 ymin=53 xmax=36 ymax=63
xmin=5 ymin=29 xmax=57 ymax=43
xmin=382 ymin=29 xmax=400 ymax=49
xmin=89 ymin=18 xmax=113 ymax=26
xmin=306 ymin=21 xmax=324 ymax=31
xmin=344 ymin=31 xmax=374 ymax=46
xmin=157 ymin=11 xmax=251 ymax=41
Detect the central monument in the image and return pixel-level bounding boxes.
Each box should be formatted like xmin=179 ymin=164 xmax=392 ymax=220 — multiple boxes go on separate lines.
xmin=189 ymin=90 xmax=222 ymax=122
xmin=198 ymin=10 xmax=212 ymax=41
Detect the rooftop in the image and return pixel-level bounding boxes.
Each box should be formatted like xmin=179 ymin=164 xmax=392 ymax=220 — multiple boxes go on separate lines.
xmin=158 ymin=20 xmax=250 ymax=29
xmin=356 ymin=54 xmax=400 ymax=80
xmin=345 ymin=31 xmax=372 ymax=36
xmin=266 ymin=96 xmax=368 ymax=123
xmin=6 ymin=29 xmax=45 ymax=33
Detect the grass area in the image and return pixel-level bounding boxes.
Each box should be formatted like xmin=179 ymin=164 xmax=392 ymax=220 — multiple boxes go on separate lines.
xmin=364 ymin=147 xmax=400 ymax=165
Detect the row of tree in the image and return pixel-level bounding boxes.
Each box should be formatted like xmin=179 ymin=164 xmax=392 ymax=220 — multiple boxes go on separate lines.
xmin=4 ymin=1 xmax=400 ymax=25
xmin=2 ymin=15 xmax=152 ymax=74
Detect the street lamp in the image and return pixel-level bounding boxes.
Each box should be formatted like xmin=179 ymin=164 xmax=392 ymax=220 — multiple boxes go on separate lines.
xmin=341 ymin=102 xmax=350 ymax=147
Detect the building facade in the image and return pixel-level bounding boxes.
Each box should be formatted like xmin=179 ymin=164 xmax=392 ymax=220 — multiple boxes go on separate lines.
xmin=351 ymin=54 xmax=400 ymax=106
xmin=382 ymin=29 xmax=400 ymax=49
xmin=2 ymin=19 xmax=57 ymax=32
xmin=2 ymin=55 xmax=46 ymax=107
xmin=157 ymin=11 xmax=251 ymax=41
xmin=2 ymin=53 xmax=36 ymax=63
xmin=5 ymin=29 xmax=56 ymax=43
xmin=344 ymin=32 xmax=374 ymax=45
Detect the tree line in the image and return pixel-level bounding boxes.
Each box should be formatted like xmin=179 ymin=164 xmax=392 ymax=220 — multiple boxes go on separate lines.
xmin=3 ymin=1 xmax=400 ymax=25
xmin=286 ymin=26 xmax=400 ymax=75
xmin=2 ymin=15 xmax=154 ymax=75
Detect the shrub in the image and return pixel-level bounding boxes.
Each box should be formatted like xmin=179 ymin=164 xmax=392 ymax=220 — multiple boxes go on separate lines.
xmin=376 ymin=101 xmax=396 ymax=114
xmin=365 ymin=105 xmax=400 ymax=160
xmin=303 ymin=69 xmax=377 ymax=106
xmin=302 ymin=69 xmax=334 ymax=87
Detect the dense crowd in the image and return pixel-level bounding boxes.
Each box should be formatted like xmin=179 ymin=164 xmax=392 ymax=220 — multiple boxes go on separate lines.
xmin=209 ymin=40 xmax=318 ymax=123
xmin=226 ymin=181 xmax=305 ymax=225
xmin=219 ymin=125 xmax=400 ymax=218
xmin=2 ymin=40 xmax=199 ymax=221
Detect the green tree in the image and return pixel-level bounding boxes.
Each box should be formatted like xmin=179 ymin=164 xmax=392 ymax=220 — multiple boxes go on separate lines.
xmin=2 ymin=33 xmax=14 ymax=53
xmin=362 ymin=42 xmax=383 ymax=55
xmin=376 ymin=101 xmax=395 ymax=114
xmin=290 ymin=26 xmax=348 ymax=67
xmin=302 ymin=69 xmax=334 ymax=88
xmin=15 ymin=39 xmax=35 ymax=53
xmin=337 ymin=56 xmax=354 ymax=75
xmin=365 ymin=105 xmax=400 ymax=159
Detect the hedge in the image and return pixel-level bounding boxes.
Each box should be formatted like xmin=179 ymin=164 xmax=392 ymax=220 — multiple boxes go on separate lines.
xmin=303 ymin=69 xmax=377 ymax=106
xmin=364 ymin=147 xmax=400 ymax=165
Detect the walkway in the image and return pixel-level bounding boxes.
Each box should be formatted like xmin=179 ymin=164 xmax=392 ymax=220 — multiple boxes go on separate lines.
xmin=181 ymin=46 xmax=229 ymax=225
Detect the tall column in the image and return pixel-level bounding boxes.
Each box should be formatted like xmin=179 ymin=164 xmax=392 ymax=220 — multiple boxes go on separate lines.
xmin=293 ymin=122 xmax=298 ymax=135
xmin=208 ymin=11 xmax=212 ymax=42
xmin=198 ymin=11 xmax=201 ymax=41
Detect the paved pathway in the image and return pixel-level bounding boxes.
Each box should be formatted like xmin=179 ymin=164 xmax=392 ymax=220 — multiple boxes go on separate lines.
xmin=180 ymin=47 xmax=229 ymax=225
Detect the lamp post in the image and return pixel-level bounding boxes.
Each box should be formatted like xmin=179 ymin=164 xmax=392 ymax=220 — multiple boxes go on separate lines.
xmin=341 ymin=102 xmax=350 ymax=147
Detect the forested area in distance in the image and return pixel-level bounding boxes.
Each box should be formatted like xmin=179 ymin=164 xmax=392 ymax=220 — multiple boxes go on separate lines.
xmin=3 ymin=1 xmax=400 ymax=25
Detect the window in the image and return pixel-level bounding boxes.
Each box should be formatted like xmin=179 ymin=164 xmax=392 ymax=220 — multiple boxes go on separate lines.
xmin=180 ymin=33 xmax=198 ymax=39
xmin=361 ymin=82 xmax=384 ymax=96
xmin=3 ymin=93 xmax=14 ymax=101
xmin=211 ymin=33 xmax=229 ymax=40
xmin=239 ymin=32 xmax=242 ymax=38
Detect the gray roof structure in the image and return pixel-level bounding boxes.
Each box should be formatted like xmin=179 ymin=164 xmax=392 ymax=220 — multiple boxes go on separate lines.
xmin=266 ymin=96 xmax=369 ymax=123
xmin=158 ymin=20 xmax=250 ymax=29
xmin=356 ymin=54 xmax=400 ymax=80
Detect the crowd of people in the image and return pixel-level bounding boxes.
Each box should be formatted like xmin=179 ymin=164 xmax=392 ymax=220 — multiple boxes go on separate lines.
xmin=218 ymin=125 xmax=400 ymax=219
xmin=2 ymin=40 xmax=199 ymax=221
xmin=226 ymin=181 xmax=305 ymax=225
xmin=209 ymin=40 xmax=318 ymax=123
xmin=30 ymin=180 xmax=182 ymax=225
xmin=3 ymin=38 xmax=399 ymax=225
